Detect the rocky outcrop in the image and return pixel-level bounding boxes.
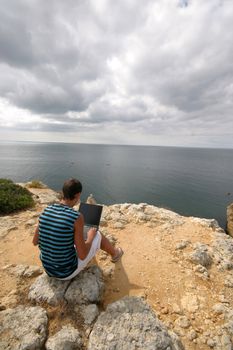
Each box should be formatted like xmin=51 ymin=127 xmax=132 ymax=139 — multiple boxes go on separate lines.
xmin=28 ymin=273 xmax=71 ymax=306
xmin=19 ymin=183 xmax=60 ymax=205
xmin=0 ymin=306 xmax=48 ymax=350
xmin=29 ymin=266 xmax=104 ymax=306
xmin=227 ymin=203 xmax=233 ymax=237
xmin=2 ymin=188 xmax=233 ymax=349
xmin=64 ymin=266 xmax=104 ymax=305
xmin=88 ymin=296 xmax=184 ymax=350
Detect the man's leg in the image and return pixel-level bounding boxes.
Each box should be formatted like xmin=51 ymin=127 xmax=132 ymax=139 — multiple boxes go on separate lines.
xmin=100 ymin=233 xmax=116 ymax=257
xmin=100 ymin=233 xmax=123 ymax=262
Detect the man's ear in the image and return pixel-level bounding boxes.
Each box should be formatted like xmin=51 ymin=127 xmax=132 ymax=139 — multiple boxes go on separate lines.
xmin=75 ymin=192 xmax=81 ymax=201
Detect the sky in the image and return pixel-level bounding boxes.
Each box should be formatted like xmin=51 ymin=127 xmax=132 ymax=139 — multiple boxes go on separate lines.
xmin=0 ymin=0 xmax=232 ymax=148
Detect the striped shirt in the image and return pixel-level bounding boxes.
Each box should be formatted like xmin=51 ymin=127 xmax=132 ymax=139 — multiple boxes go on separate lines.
xmin=38 ymin=203 xmax=80 ymax=278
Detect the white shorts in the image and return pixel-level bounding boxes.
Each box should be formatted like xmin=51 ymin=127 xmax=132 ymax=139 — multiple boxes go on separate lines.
xmin=59 ymin=231 xmax=102 ymax=281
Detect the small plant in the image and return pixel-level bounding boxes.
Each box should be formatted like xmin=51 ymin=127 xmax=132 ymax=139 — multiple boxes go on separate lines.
xmin=0 ymin=179 xmax=35 ymax=214
xmin=26 ymin=180 xmax=46 ymax=189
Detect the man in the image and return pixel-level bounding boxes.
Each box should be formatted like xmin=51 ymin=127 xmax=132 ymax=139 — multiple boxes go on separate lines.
xmin=33 ymin=178 xmax=123 ymax=280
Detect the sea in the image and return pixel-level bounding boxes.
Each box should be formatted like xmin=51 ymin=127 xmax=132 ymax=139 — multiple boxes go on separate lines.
xmin=0 ymin=141 xmax=232 ymax=229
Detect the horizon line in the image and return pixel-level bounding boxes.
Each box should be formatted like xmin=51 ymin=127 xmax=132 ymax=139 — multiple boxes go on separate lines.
xmin=0 ymin=139 xmax=233 ymax=150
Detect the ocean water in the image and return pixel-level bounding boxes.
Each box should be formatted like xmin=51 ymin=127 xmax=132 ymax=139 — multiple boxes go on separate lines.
xmin=0 ymin=141 xmax=232 ymax=228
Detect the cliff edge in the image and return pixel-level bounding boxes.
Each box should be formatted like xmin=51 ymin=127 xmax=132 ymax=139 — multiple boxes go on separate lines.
xmin=1 ymin=185 xmax=233 ymax=349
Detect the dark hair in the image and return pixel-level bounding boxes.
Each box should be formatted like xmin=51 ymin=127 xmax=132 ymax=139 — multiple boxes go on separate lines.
xmin=62 ymin=178 xmax=82 ymax=200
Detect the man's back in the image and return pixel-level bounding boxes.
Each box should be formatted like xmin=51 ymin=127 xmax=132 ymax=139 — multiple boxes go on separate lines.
xmin=39 ymin=203 xmax=79 ymax=278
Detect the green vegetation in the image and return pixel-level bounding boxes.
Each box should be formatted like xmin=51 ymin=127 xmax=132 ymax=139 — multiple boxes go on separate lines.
xmin=0 ymin=179 xmax=35 ymax=214
xmin=26 ymin=180 xmax=45 ymax=189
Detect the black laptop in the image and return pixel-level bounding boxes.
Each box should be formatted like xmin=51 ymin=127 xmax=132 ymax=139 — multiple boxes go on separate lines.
xmin=78 ymin=202 xmax=103 ymax=240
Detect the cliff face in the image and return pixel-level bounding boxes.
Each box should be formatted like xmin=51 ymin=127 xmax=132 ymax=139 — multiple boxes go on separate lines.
xmin=227 ymin=203 xmax=233 ymax=237
xmin=1 ymin=185 xmax=233 ymax=349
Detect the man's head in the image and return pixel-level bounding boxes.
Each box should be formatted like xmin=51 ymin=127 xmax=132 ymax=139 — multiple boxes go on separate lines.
xmin=62 ymin=178 xmax=82 ymax=200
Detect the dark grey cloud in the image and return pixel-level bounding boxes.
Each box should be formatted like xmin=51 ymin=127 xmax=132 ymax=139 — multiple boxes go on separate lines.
xmin=0 ymin=0 xmax=232 ymax=147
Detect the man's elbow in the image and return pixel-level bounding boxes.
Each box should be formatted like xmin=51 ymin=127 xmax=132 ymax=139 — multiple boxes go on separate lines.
xmin=32 ymin=236 xmax=39 ymax=246
xmin=77 ymin=246 xmax=88 ymax=260
xmin=77 ymin=251 xmax=87 ymax=260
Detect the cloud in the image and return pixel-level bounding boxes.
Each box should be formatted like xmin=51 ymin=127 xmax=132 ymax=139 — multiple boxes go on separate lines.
xmin=0 ymin=0 xmax=232 ymax=147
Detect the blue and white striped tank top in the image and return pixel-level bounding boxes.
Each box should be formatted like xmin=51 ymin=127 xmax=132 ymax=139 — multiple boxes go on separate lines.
xmin=39 ymin=203 xmax=80 ymax=278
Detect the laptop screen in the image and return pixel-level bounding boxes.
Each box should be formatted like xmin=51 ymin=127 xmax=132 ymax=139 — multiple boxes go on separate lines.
xmin=78 ymin=202 xmax=103 ymax=227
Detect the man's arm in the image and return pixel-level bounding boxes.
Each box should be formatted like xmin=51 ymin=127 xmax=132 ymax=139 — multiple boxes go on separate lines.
xmin=74 ymin=214 xmax=97 ymax=260
xmin=32 ymin=224 xmax=39 ymax=246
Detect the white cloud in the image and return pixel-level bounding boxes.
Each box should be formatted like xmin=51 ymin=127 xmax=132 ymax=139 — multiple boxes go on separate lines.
xmin=0 ymin=0 xmax=232 ymax=147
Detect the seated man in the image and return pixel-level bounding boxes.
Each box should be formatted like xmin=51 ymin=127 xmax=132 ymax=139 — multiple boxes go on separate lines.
xmin=33 ymin=178 xmax=123 ymax=280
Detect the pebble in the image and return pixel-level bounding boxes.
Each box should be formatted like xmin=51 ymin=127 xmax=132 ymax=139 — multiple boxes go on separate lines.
xmin=187 ymin=329 xmax=197 ymax=341
xmin=175 ymin=316 xmax=191 ymax=329
xmin=206 ymin=338 xmax=216 ymax=347
xmin=224 ymin=276 xmax=233 ymax=288
xmin=25 ymin=219 xmax=36 ymax=227
xmin=175 ymin=240 xmax=190 ymax=250
xmin=161 ymin=307 xmax=169 ymax=314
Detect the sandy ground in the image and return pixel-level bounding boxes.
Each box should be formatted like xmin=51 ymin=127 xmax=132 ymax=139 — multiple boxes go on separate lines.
xmin=0 ymin=198 xmax=232 ymax=349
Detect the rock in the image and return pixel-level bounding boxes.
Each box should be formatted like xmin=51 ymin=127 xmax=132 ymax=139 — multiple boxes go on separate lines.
xmin=181 ymin=293 xmax=199 ymax=313
xmin=0 ymin=305 xmax=48 ymax=350
xmin=23 ymin=265 xmax=43 ymax=277
xmin=105 ymin=233 xmax=117 ymax=245
xmin=206 ymin=338 xmax=216 ymax=347
xmin=193 ymin=264 xmax=209 ymax=278
xmin=81 ymin=304 xmax=100 ymax=325
xmin=28 ymin=273 xmax=70 ymax=306
xmin=224 ymin=275 xmax=233 ymax=288
xmin=8 ymin=264 xmax=27 ymax=276
xmin=8 ymin=264 xmax=43 ymax=278
xmin=109 ymin=212 xmax=128 ymax=225
xmin=86 ymin=194 xmax=97 ymax=204
xmin=190 ymin=217 xmax=220 ymax=229
xmin=189 ymin=243 xmax=212 ymax=267
xmin=221 ymin=333 xmax=232 ymax=348
xmin=212 ymin=235 xmax=233 ymax=271
xmin=65 ymin=266 xmax=104 ymax=305
xmin=28 ymin=188 xmax=60 ymax=204
xmin=172 ymin=303 xmax=182 ymax=314
xmin=187 ymin=329 xmax=197 ymax=341
xmin=175 ymin=316 xmax=191 ymax=329
xmin=45 ymin=325 xmax=82 ymax=350
xmin=102 ymin=266 xmax=114 ymax=278
xmin=212 ymin=303 xmax=228 ymax=315
xmin=227 ymin=203 xmax=233 ymax=237
xmin=136 ymin=212 xmax=151 ymax=222
xmin=112 ymin=222 xmax=125 ymax=229
xmin=25 ymin=219 xmax=37 ymax=227
xmin=0 ymin=216 xmax=18 ymax=238
xmin=175 ymin=241 xmax=190 ymax=250
xmin=88 ymin=296 xmax=184 ymax=350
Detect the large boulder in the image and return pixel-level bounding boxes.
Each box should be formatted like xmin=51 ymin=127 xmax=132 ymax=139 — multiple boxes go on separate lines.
xmin=227 ymin=203 xmax=233 ymax=237
xmin=28 ymin=266 xmax=104 ymax=306
xmin=28 ymin=273 xmax=70 ymax=306
xmin=65 ymin=266 xmax=104 ymax=305
xmin=87 ymin=297 xmax=184 ymax=350
xmin=0 ymin=305 xmax=48 ymax=350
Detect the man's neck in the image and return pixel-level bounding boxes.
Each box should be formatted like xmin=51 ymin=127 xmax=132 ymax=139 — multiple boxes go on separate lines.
xmin=60 ymin=199 xmax=74 ymax=208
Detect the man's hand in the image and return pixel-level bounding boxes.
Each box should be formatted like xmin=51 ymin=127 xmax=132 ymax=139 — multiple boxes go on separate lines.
xmin=86 ymin=228 xmax=97 ymax=243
